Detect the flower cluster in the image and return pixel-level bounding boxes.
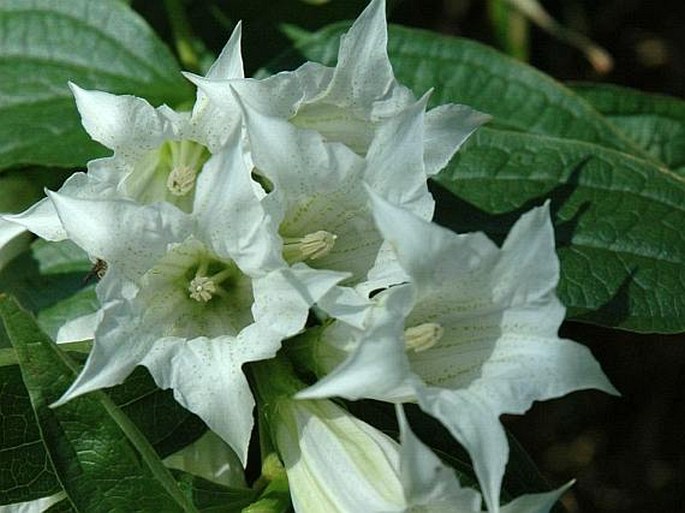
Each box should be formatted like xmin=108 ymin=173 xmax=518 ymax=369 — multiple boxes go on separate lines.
xmin=6 ymin=1 xmax=616 ymax=511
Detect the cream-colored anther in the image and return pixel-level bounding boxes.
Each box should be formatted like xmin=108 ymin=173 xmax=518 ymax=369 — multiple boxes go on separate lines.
xmin=283 ymin=230 xmax=337 ymax=262
xmin=404 ymin=322 xmax=444 ymax=352
xmin=167 ymin=165 xmax=197 ymax=196
xmin=189 ymin=276 xmax=216 ymax=302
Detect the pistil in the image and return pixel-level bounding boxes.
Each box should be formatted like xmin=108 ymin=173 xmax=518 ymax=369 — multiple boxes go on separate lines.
xmin=188 ymin=264 xmax=235 ymax=303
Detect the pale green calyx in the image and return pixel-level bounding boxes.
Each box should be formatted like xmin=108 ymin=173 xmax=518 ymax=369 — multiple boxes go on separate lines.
xmin=404 ymin=322 xmax=444 ymax=353
xmin=283 ymin=230 xmax=337 ymax=262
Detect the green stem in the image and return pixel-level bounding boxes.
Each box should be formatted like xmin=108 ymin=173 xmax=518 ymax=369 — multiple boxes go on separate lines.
xmin=487 ymin=0 xmax=530 ymax=61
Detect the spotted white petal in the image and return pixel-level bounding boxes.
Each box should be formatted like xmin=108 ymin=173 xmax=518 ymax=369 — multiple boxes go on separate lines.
xmin=47 ymin=192 xmax=192 ymax=282
xmin=69 ymin=82 xmax=168 ymax=154
xmin=192 ymin=127 xmax=283 ymax=275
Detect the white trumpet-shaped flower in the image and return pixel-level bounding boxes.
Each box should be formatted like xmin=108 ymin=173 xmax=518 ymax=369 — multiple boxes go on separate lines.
xmin=49 ymin=131 xmax=347 ymax=464
xmin=255 ymin=356 xmax=573 ymax=513
xmin=298 ymin=193 xmax=618 ymax=512
xmin=187 ymin=0 xmax=487 ymax=172
xmin=237 ymin=86 xmax=435 ymax=286
xmin=4 ymin=23 xmax=246 ymax=241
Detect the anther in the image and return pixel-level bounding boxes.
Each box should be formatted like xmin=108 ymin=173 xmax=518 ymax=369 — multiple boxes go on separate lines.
xmin=283 ymin=230 xmax=337 ymax=262
xmin=404 ymin=323 xmax=444 ymax=352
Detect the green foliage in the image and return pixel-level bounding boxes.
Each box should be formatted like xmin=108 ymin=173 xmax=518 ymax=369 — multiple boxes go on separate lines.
xmin=570 ymin=82 xmax=685 ymax=176
xmin=0 ymin=0 xmax=193 ymax=171
xmin=271 ymin=22 xmax=685 ymax=333
xmin=0 ymin=294 xmax=197 ymax=512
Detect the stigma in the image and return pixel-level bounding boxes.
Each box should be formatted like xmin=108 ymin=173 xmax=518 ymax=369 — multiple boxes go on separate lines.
xmin=188 ymin=264 xmax=234 ymax=303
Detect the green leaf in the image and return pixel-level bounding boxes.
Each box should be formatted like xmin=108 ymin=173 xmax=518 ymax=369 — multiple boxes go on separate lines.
xmin=0 ymin=363 xmax=207 ymax=507
xmin=0 ymin=294 xmax=198 ymax=512
xmin=0 ymin=168 xmax=71 ymax=214
xmin=269 ymin=23 xmax=685 ymax=332
xmin=569 ymin=82 xmax=685 ymax=176
xmin=108 ymin=367 xmax=208 ymax=459
xmin=0 ymin=240 xmax=91 ymax=347
xmin=433 ymin=127 xmax=685 ymax=332
xmin=0 ymin=0 xmax=194 ymax=171
xmin=0 ymin=364 xmax=61 ymax=505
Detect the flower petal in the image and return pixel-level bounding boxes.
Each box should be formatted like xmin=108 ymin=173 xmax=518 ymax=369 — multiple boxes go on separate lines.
xmin=4 ymin=171 xmax=116 ymax=242
xmin=192 ymin=126 xmax=282 ymax=275
xmin=470 ymin=333 xmax=619 ymax=416
xmin=276 ymin=398 xmax=403 ymax=513
xmin=317 ymin=0 xmax=412 ymax=115
xmin=69 ymin=82 xmax=166 ymax=153
xmin=141 ymin=336 xmax=257 ymax=465
xmin=52 ymin=299 xmax=152 ymax=406
xmin=414 ymin=385 xmax=508 ymax=513
xmin=204 ymin=22 xmax=244 ymax=81
xmin=365 ymin=94 xmax=434 ymax=219
xmin=396 ymin=405 xmax=482 ymax=511
xmin=500 ymin=481 xmax=574 ymax=513
xmin=297 ymin=284 xmax=414 ymax=402
xmin=48 ymin=192 xmax=192 ymax=281
xmin=423 ymin=104 xmax=491 ymax=176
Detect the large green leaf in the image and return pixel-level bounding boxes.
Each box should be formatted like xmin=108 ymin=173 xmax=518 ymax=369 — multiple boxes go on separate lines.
xmin=270 ymin=23 xmax=685 ymax=332
xmin=0 ymin=239 xmax=91 ymax=348
xmin=0 ymin=0 xmax=193 ymax=171
xmin=433 ymin=127 xmax=685 ymax=332
xmin=0 ymin=294 xmax=198 ymax=512
xmin=0 ymin=362 xmax=207 ymax=506
xmin=569 ymin=82 xmax=685 ymax=176
xmin=0 ymin=364 xmax=60 ymax=505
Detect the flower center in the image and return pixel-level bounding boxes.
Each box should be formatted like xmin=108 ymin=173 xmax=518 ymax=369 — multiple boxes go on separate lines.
xmin=283 ymin=230 xmax=337 ymax=262
xmin=404 ymin=323 xmax=444 ymax=353
xmin=188 ymin=260 xmax=235 ymax=303
xmin=164 ymin=139 xmax=210 ymax=196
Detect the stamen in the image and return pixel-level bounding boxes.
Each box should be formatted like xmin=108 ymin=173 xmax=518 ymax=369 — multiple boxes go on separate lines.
xmin=165 ymin=140 xmax=209 ymax=196
xmin=404 ymin=322 xmax=444 ymax=352
xmin=167 ymin=165 xmax=197 ymax=196
xmin=283 ymin=230 xmax=337 ymax=262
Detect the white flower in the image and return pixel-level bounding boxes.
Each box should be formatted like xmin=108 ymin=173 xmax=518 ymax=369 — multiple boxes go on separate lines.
xmin=274 ymin=397 xmax=405 ymax=512
xmin=49 ymin=131 xmax=347 ymax=464
xmin=4 ymin=24 xmax=246 ymax=241
xmin=188 ymin=0 xmax=487 ymax=172
xmin=256 ymin=358 xmax=571 ymax=513
xmin=298 ymin=193 xmax=618 ymax=512
xmin=235 ymin=87 xmax=435 ymax=287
